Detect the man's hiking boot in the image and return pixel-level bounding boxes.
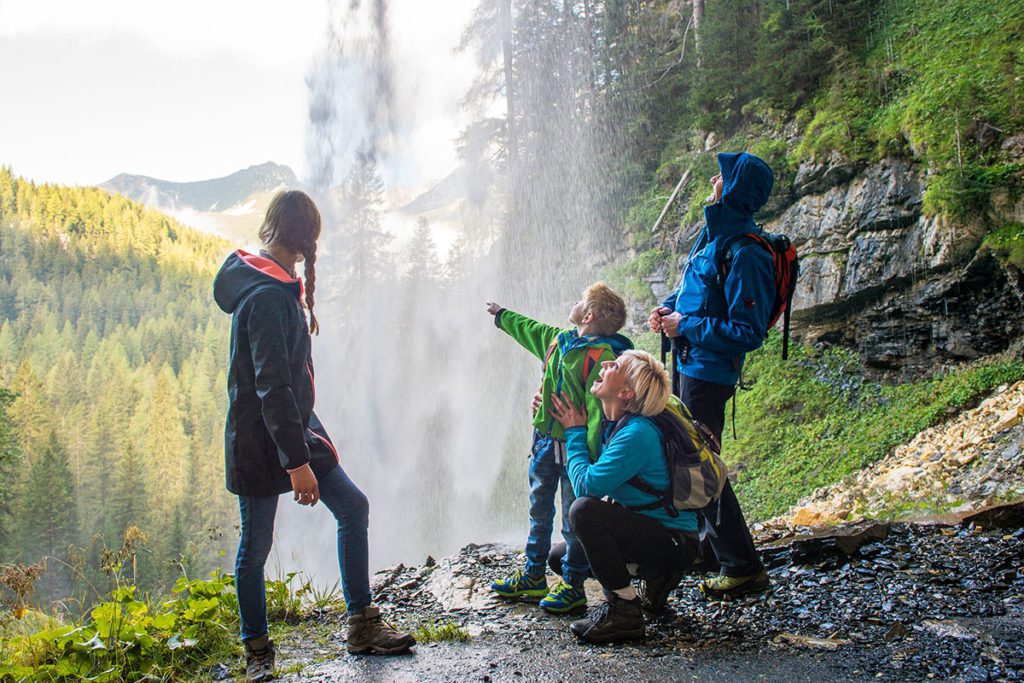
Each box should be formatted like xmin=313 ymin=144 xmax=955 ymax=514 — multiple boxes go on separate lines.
xmin=700 ymin=568 xmax=770 ymax=600
xmin=539 ymin=580 xmax=587 ymax=614
xmin=569 ymin=591 xmax=645 ymax=644
xmin=638 ymin=569 xmax=685 ymax=618
xmin=491 ymin=569 xmax=548 ymax=600
xmin=244 ymin=635 xmax=275 ymax=682
xmin=346 ymin=606 xmax=416 ymax=655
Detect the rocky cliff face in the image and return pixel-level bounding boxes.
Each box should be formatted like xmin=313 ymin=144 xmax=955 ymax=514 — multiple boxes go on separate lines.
xmin=654 ymin=153 xmax=1024 ymax=376
xmin=758 ymin=155 xmax=1024 ymax=375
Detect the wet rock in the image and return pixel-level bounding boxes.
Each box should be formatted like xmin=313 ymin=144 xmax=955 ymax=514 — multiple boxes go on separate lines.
xmin=792 ymin=153 xmax=860 ymax=196
xmin=885 ymin=621 xmax=907 ymax=640
xmin=769 ymin=522 xmax=891 ymax=565
xmin=958 ymin=502 xmax=1024 ymax=530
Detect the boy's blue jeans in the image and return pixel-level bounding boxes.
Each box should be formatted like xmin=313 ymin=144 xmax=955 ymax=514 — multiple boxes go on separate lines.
xmin=525 ymin=431 xmax=589 ymax=587
xmin=235 ymin=464 xmax=372 ymax=643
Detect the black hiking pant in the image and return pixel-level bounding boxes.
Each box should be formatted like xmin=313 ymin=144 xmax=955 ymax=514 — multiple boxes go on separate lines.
xmin=552 ymin=497 xmax=697 ymax=591
xmin=680 ymin=375 xmax=764 ymax=578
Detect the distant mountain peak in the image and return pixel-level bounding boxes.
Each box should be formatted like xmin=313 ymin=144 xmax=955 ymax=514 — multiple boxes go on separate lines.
xmin=100 ymin=162 xmax=300 ymax=213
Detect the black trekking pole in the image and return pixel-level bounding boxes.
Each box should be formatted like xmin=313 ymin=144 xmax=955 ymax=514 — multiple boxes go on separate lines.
xmin=661 ymin=332 xmax=681 ymax=397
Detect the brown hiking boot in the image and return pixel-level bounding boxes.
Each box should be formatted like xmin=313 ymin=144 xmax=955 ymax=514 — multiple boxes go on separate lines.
xmin=346 ymin=605 xmax=416 ymax=655
xmin=243 ymin=635 xmax=275 ymax=682
xmin=569 ymin=591 xmax=646 ymax=644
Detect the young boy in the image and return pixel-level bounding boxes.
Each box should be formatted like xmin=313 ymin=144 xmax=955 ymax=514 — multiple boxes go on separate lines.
xmin=485 ymin=283 xmax=632 ymax=613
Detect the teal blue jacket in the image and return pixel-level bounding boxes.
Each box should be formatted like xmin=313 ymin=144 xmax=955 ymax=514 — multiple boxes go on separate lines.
xmin=565 ymin=419 xmax=697 ymax=533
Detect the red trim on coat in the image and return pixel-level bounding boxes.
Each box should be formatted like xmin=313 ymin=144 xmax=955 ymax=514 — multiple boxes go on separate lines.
xmin=237 ymin=249 xmax=305 ymax=298
xmin=309 ymin=429 xmax=340 ymax=463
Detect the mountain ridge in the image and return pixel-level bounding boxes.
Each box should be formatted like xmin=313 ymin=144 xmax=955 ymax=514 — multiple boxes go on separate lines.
xmin=100 ymin=161 xmax=300 ymax=213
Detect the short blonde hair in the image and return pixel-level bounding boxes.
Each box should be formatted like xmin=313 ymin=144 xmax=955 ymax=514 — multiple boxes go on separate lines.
xmin=620 ymin=350 xmax=671 ymax=417
xmin=582 ymin=283 xmax=627 ymax=336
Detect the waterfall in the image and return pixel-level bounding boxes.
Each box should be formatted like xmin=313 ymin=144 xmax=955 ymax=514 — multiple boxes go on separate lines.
xmin=271 ymin=0 xmax=633 ymax=583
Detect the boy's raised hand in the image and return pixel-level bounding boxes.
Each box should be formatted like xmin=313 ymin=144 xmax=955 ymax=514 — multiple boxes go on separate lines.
xmin=486 ymin=302 xmax=503 ymax=316
xmin=549 ymin=393 xmax=587 ymax=429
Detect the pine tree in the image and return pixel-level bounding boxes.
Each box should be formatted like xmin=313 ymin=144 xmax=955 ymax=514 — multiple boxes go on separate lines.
xmin=333 ymin=148 xmax=393 ymax=296
xmin=404 ymin=218 xmax=441 ymax=284
xmin=107 ymin=445 xmax=145 ymax=546
xmin=9 ymin=361 xmax=51 ymax=464
xmin=139 ymin=366 xmax=189 ymax=531
xmin=18 ymin=433 xmax=77 ymax=598
xmin=0 ymin=388 xmax=23 ymax=556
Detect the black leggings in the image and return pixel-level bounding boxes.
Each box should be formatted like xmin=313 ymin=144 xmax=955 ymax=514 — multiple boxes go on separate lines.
xmin=680 ymin=375 xmax=763 ymax=577
xmin=552 ymin=497 xmax=697 ymax=591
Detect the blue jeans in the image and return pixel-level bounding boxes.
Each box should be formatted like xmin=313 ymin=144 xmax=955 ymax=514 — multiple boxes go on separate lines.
xmin=235 ymin=464 xmax=372 ymax=642
xmin=525 ymin=431 xmax=589 ymax=587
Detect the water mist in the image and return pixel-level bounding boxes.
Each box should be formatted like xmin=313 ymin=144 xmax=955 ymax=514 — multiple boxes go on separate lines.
xmin=269 ymin=0 xmax=633 ymax=585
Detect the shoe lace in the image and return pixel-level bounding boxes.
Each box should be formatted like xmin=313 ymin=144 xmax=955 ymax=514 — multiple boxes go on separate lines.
xmin=589 ymin=600 xmax=612 ymax=623
xmin=549 ymin=580 xmax=572 ymax=596
xmin=248 ymin=646 xmax=273 ymax=669
xmin=364 ymin=612 xmax=402 ymax=638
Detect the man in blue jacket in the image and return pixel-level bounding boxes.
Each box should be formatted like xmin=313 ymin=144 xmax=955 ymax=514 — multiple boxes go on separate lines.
xmin=649 ymin=151 xmax=774 ymax=599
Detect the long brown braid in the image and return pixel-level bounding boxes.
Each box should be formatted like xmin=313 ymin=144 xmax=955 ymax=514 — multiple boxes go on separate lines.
xmin=258 ymin=190 xmax=322 ymax=335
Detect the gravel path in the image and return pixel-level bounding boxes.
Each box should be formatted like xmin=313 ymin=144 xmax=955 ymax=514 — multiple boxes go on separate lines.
xmin=273 ymin=507 xmax=1024 ymax=682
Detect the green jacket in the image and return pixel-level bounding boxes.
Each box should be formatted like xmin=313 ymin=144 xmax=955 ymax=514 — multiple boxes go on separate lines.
xmin=496 ymin=309 xmax=634 ymax=459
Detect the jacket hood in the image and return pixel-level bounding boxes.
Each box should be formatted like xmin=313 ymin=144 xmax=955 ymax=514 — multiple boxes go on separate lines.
xmin=213 ymin=250 xmax=303 ymax=314
xmin=558 ymin=330 xmax=635 ymax=355
xmin=718 ymin=152 xmax=774 ymax=216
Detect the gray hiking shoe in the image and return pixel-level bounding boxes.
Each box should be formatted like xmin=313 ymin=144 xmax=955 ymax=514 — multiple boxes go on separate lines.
xmin=346 ymin=605 xmax=416 ymax=655
xmin=243 ymin=635 xmax=275 ymax=682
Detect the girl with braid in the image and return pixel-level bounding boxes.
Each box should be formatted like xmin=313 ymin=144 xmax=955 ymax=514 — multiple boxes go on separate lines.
xmin=214 ymin=190 xmax=414 ymax=681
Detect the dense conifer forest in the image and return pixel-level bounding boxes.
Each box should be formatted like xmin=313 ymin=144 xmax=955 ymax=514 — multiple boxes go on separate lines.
xmin=0 ymin=167 xmax=235 ymax=599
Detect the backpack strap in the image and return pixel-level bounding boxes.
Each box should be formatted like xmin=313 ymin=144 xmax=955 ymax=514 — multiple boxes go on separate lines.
xmin=620 ymin=412 xmax=683 ymax=518
xmin=541 ymin=340 xmax=557 ymax=377
xmin=717 ymin=231 xmax=770 ymax=286
xmin=582 ymin=346 xmax=604 ymax=385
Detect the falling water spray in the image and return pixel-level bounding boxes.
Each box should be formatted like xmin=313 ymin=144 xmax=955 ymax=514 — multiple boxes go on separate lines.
xmin=270 ymin=0 xmax=637 ymax=584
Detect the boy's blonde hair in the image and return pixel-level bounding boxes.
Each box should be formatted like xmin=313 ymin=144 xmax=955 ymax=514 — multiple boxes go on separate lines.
xmin=582 ymin=283 xmax=627 ymax=336
xmin=620 ymin=350 xmax=671 ymax=417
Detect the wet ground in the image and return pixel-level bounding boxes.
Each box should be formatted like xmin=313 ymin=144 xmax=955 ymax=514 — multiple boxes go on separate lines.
xmin=272 ymin=507 xmax=1024 ymax=682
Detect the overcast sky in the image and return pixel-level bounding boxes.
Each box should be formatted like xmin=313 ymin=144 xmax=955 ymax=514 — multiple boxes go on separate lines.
xmin=0 ymin=0 xmax=477 ymax=189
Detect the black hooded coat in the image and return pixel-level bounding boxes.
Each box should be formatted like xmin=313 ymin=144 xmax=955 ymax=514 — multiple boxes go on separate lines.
xmin=213 ymin=250 xmax=339 ymax=497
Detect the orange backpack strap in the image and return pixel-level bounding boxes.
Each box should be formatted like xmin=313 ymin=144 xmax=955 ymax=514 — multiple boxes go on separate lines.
xmin=541 ymin=340 xmax=558 ymax=377
xmin=582 ymin=347 xmax=605 ymax=385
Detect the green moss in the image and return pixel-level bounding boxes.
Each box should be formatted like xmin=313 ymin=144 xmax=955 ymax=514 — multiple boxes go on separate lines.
xmin=983 ymin=222 xmax=1024 ymax=268
xmin=795 ymin=0 xmax=1024 ymax=215
xmin=727 ymin=335 xmax=1024 ymax=519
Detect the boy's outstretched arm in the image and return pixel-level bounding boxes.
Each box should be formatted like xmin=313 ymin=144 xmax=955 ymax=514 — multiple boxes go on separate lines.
xmin=486 ymin=302 xmax=563 ymax=361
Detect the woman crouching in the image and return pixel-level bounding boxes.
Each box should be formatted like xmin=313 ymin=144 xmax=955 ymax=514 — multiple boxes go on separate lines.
xmin=549 ymin=349 xmax=698 ymax=643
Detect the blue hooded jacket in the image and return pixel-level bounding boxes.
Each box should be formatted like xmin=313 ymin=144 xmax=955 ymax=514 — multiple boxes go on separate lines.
xmin=662 ymin=152 xmax=776 ymax=386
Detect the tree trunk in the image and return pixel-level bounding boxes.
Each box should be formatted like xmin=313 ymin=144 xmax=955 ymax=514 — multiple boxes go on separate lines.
xmin=499 ymin=0 xmax=519 ymax=170
xmin=692 ymin=0 xmax=704 ymax=67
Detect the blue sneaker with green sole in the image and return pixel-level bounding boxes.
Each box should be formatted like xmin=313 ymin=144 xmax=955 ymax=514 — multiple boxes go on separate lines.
xmin=491 ymin=569 xmax=548 ymax=599
xmin=539 ymin=580 xmax=587 ymax=613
